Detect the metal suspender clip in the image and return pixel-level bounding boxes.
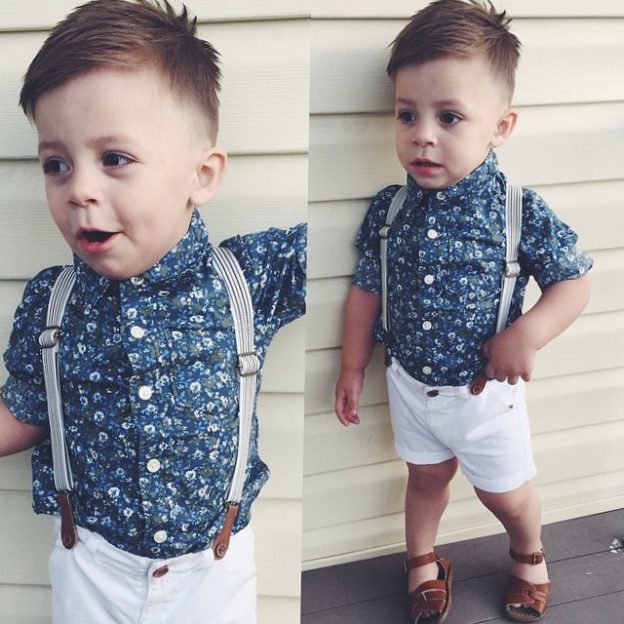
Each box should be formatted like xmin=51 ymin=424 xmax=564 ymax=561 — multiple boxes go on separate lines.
xmin=379 ymin=225 xmax=391 ymax=239
xmin=237 ymin=351 xmax=260 ymax=377
xmin=505 ymin=261 xmax=521 ymax=278
xmin=39 ymin=326 xmax=61 ymax=349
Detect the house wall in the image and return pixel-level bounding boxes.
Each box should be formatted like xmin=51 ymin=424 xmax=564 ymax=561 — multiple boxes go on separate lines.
xmin=0 ymin=2 xmax=308 ymax=622
xmin=305 ymin=0 xmax=624 ymax=568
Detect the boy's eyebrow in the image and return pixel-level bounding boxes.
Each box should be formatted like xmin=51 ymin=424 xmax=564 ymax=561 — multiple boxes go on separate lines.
xmin=38 ymin=140 xmax=65 ymax=155
xmin=394 ymin=96 xmax=463 ymax=109
xmin=38 ymin=135 xmax=137 ymax=155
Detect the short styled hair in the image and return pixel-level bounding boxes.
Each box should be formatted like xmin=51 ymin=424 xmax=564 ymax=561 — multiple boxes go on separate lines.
xmin=387 ymin=0 xmax=521 ymax=99
xmin=20 ymin=0 xmax=221 ymax=138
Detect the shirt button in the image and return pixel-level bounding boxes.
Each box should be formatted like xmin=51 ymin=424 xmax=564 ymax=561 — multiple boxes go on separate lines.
xmin=422 ymin=366 xmax=432 ymax=375
xmin=153 ymin=530 xmax=168 ymax=544
xmin=130 ymin=276 xmax=144 ymax=286
xmin=436 ymin=191 xmax=445 ymax=200
xmin=422 ymin=321 xmax=433 ymax=331
xmin=130 ymin=326 xmax=146 ymax=339
xmin=147 ymin=458 xmax=161 ymax=473
xmin=138 ymin=385 xmax=153 ymax=400
xmin=424 ymin=275 xmax=435 ymax=285
xmin=427 ymin=229 xmax=438 ymax=240
xmin=426 ymin=389 xmax=439 ymax=398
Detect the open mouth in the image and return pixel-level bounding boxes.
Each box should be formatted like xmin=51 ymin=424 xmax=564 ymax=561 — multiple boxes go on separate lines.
xmin=82 ymin=230 xmax=115 ymax=243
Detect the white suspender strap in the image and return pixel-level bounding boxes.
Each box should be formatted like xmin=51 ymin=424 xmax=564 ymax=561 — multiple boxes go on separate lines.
xmin=210 ymin=246 xmax=260 ymax=559
xmin=496 ymin=182 xmax=523 ymax=333
xmin=379 ymin=185 xmax=408 ymax=365
xmin=470 ymin=181 xmax=523 ymax=395
xmin=39 ymin=265 xmax=78 ymax=548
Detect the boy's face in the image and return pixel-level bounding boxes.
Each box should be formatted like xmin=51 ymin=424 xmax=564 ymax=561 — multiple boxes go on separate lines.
xmin=35 ymin=68 xmax=225 ymax=280
xmin=393 ymin=54 xmax=517 ymax=190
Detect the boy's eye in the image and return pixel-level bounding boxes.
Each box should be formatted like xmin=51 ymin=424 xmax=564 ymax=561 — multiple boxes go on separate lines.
xmin=103 ymin=152 xmax=133 ymax=167
xmin=42 ymin=158 xmax=70 ymax=174
xmin=397 ymin=110 xmax=416 ymax=123
xmin=439 ymin=111 xmax=461 ymax=125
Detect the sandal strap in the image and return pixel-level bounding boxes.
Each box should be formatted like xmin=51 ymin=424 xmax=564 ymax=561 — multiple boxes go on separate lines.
xmin=409 ymin=579 xmax=448 ymax=613
xmin=505 ymin=575 xmax=550 ymax=616
xmin=509 ymin=548 xmax=545 ymax=565
xmin=404 ymin=551 xmax=439 ymax=573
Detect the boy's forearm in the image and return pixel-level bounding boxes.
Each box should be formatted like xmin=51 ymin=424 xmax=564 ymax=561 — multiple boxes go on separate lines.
xmin=340 ymin=286 xmax=381 ymax=373
xmin=0 ymin=397 xmax=46 ymax=457
xmin=513 ymin=274 xmax=591 ymax=349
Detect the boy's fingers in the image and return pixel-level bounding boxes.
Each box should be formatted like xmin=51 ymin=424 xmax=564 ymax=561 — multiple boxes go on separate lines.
xmin=335 ymin=389 xmax=361 ymax=426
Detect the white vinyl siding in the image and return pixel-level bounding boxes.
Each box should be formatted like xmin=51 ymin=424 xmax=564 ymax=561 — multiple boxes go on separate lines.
xmin=305 ymin=1 xmax=624 ymax=569
xmin=0 ymin=3 xmax=308 ymax=623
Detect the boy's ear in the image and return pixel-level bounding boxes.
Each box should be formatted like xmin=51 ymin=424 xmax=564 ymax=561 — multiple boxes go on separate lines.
xmin=190 ymin=146 xmax=227 ymax=207
xmin=491 ymin=108 xmax=518 ymax=148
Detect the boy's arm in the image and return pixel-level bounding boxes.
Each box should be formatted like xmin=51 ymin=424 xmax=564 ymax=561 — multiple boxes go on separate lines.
xmin=0 ymin=396 xmax=47 ymax=457
xmin=335 ymin=286 xmax=381 ymax=426
xmin=483 ymin=274 xmax=591 ymax=384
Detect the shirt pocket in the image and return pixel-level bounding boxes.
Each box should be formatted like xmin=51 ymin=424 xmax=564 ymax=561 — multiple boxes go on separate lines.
xmin=443 ymin=274 xmax=500 ymax=324
xmin=444 ymin=236 xmax=504 ymax=322
xmin=164 ymin=328 xmax=239 ymax=421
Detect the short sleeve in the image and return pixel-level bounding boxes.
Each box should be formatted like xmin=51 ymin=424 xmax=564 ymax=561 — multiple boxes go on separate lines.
xmin=220 ymin=223 xmax=306 ymax=337
xmin=353 ymin=185 xmax=402 ymax=294
xmin=519 ymin=189 xmax=593 ymax=291
xmin=1 ymin=267 xmax=64 ymax=426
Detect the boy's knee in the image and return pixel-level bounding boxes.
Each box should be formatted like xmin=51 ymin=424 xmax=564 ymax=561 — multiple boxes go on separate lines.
xmin=475 ymin=482 xmax=537 ymax=519
xmin=407 ymin=458 xmax=458 ymax=489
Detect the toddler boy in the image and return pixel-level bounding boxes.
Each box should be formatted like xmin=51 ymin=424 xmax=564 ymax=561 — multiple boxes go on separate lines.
xmin=0 ymin=1 xmax=305 ymax=622
xmin=335 ymin=1 xmax=591 ymax=622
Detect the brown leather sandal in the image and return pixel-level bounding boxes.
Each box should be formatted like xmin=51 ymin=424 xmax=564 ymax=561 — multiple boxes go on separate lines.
xmin=503 ymin=549 xmax=551 ymax=622
xmin=405 ymin=551 xmax=452 ymax=624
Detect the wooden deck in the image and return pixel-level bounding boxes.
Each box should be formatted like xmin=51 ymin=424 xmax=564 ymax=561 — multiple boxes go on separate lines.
xmin=301 ymin=509 xmax=624 ymax=623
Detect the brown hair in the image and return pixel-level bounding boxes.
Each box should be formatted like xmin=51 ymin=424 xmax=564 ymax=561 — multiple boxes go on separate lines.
xmin=20 ymin=0 xmax=221 ymax=138
xmin=387 ymin=0 xmax=521 ymax=99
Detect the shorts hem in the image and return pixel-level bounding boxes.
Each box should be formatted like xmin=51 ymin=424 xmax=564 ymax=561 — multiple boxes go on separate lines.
xmin=463 ymin=465 xmax=538 ymax=494
xmin=395 ymin=443 xmax=455 ymax=466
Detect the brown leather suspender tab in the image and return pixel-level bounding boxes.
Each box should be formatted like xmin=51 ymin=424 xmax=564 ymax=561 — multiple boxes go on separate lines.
xmin=58 ymin=491 xmax=78 ymax=549
xmin=213 ymin=503 xmax=239 ymax=559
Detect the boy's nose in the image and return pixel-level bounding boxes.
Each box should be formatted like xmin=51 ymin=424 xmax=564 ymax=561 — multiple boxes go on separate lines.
xmin=67 ymin=167 xmax=101 ymax=207
xmin=410 ymin=122 xmax=437 ymax=147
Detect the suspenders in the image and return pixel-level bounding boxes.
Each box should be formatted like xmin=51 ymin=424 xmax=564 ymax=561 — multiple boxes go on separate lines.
xmin=379 ymin=182 xmax=523 ymax=389
xmin=39 ymin=246 xmax=260 ymax=558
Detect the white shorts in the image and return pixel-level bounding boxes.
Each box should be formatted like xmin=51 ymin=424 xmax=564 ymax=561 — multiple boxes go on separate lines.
xmin=386 ymin=358 xmax=537 ymax=493
xmin=49 ymin=520 xmax=256 ymax=624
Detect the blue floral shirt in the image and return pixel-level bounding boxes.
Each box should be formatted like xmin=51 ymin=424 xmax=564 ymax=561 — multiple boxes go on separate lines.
xmin=354 ymin=151 xmax=592 ymax=387
xmin=2 ymin=210 xmax=306 ymax=558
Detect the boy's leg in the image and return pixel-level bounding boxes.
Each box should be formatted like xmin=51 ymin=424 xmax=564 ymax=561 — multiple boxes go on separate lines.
xmin=405 ymin=458 xmax=458 ymax=592
xmin=475 ymin=482 xmax=549 ymax=585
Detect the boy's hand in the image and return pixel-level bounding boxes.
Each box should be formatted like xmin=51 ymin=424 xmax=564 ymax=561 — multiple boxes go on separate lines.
xmin=481 ymin=275 xmax=592 ymax=386
xmin=335 ymin=368 xmax=364 ymax=426
xmin=481 ymin=323 xmax=538 ymax=385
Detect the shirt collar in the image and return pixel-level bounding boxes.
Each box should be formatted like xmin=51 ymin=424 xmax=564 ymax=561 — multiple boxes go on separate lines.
xmin=405 ymin=149 xmax=500 ymax=205
xmin=72 ymin=209 xmax=212 ymax=297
